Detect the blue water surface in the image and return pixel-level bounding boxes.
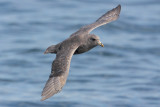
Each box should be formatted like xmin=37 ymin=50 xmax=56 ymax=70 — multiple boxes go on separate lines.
xmin=0 ymin=0 xmax=160 ymax=107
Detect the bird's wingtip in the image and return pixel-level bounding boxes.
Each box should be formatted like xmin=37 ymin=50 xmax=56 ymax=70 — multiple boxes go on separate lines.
xmin=40 ymin=97 xmax=46 ymax=101
xmin=117 ymin=4 xmax=121 ymax=11
xmin=118 ymin=4 xmax=121 ymax=7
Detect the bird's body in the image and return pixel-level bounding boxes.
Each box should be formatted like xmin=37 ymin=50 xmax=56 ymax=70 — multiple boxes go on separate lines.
xmin=41 ymin=5 xmax=121 ymax=101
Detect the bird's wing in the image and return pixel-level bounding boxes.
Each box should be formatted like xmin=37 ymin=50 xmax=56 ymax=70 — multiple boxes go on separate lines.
xmin=71 ymin=5 xmax=121 ymax=36
xmin=41 ymin=41 xmax=79 ymax=101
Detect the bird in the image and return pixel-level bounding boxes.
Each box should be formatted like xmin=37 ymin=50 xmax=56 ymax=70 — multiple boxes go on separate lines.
xmin=41 ymin=5 xmax=121 ymax=101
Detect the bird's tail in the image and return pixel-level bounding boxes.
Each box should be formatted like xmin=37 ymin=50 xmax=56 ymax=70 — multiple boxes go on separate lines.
xmin=44 ymin=45 xmax=57 ymax=54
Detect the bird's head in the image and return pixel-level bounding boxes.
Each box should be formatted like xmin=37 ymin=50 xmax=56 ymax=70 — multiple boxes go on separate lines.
xmin=88 ymin=34 xmax=104 ymax=48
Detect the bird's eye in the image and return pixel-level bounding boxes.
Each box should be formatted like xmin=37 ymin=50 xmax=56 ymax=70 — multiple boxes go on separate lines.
xmin=90 ymin=38 xmax=96 ymax=41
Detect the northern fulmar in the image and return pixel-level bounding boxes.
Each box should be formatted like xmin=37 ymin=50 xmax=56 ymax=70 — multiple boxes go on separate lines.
xmin=41 ymin=5 xmax=121 ymax=101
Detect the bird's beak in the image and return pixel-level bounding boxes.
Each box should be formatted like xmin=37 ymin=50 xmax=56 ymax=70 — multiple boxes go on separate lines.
xmin=98 ymin=41 xmax=104 ymax=47
xmin=44 ymin=50 xmax=49 ymax=54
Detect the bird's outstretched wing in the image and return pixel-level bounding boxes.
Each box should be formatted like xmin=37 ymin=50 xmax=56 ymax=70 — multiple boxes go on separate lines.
xmin=71 ymin=5 xmax=121 ymax=36
xmin=41 ymin=41 xmax=79 ymax=101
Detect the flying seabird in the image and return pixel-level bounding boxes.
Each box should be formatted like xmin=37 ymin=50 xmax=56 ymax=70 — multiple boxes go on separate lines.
xmin=41 ymin=5 xmax=121 ymax=101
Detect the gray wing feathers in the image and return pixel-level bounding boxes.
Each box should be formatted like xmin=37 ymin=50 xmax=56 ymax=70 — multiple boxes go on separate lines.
xmin=95 ymin=4 xmax=121 ymax=23
xmin=41 ymin=77 xmax=61 ymax=101
xmin=84 ymin=4 xmax=121 ymax=33
xmin=41 ymin=39 xmax=79 ymax=101
xmin=71 ymin=5 xmax=121 ymax=37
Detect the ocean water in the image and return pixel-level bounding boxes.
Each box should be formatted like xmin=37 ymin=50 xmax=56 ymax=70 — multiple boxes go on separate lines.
xmin=0 ymin=0 xmax=160 ymax=107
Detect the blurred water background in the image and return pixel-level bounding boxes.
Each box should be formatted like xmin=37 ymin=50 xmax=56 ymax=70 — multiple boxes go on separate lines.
xmin=0 ymin=0 xmax=160 ymax=107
